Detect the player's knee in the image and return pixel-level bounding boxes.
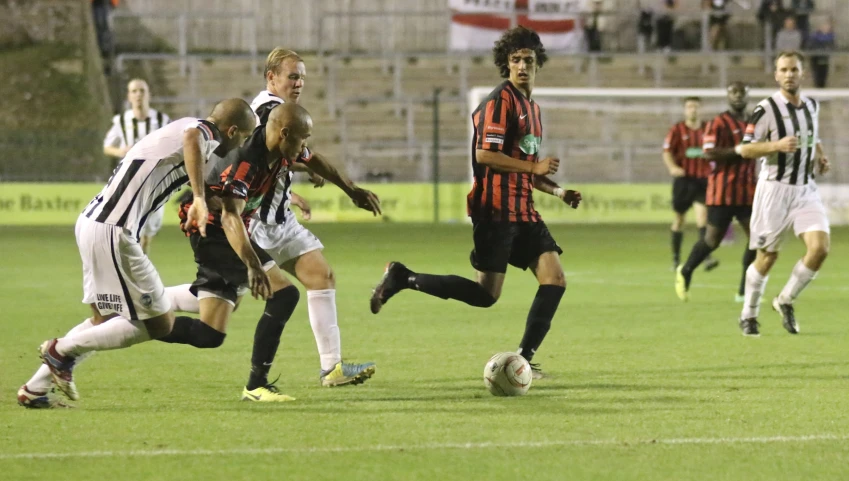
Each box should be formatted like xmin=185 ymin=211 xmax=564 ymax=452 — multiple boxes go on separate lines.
xmin=811 ymin=244 xmax=829 ymax=262
xmin=480 ymin=292 xmax=497 ymax=308
xmin=266 ymin=285 xmax=300 ymax=326
xmin=193 ymin=323 xmax=226 ymax=348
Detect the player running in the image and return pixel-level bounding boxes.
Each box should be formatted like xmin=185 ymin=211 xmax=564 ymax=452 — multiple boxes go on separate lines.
xmin=369 ymin=26 xmax=581 ymax=378
xmin=663 ymin=96 xmax=717 ymax=272
xmin=103 ymin=78 xmax=172 ymax=254
xmin=165 ymin=48 xmax=380 ymax=387
xmin=18 ymin=99 xmax=256 ymax=407
xmin=159 ymin=103 xmax=316 ymax=402
xmin=737 ymin=51 xmax=831 ymax=336
xmin=675 ymin=82 xmax=757 ymax=303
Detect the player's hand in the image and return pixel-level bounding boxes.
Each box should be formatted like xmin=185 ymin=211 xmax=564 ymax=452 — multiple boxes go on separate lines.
xmin=308 ymin=171 xmax=326 ymax=188
xmin=186 ymin=197 xmax=209 ymax=237
xmin=533 ymin=157 xmax=560 ymax=176
xmin=818 ymin=154 xmax=830 ymax=175
xmin=247 ymin=264 xmax=272 ymax=300
xmin=669 ymin=166 xmax=686 ymax=177
xmin=561 ymin=190 xmax=582 ymax=209
xmin=349 ymin=187 xmax=382 ymax=216
xmin=776 ymin=136 xmax=798 ymax=153
xmin=291 ymin=195 xmax=312 ymax=221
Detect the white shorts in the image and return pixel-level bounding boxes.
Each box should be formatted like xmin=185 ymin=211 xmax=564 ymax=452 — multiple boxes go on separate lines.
xmin=749 ymin=180 xmax=830 ymax=252
xmin=139 ymin=206 xmax=165 ymax=238
xmin=249 ymin=215 xmax=324 ymax=266
xmin=76 ymin=215 xmax=170 ymax=320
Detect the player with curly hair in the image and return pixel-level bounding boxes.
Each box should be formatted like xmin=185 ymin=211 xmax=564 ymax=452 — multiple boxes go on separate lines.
xmin=369 ymin=26 xmax=582 ymax=379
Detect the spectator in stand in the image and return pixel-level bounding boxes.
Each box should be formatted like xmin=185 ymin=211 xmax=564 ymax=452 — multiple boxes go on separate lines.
xmin=702 ymin=0 xmax=751 ymax=51
xmin=757 ymin=0 xmax=786 ymax=48
xmin=791 ymin=0 xmax=815 ymax=47
xmin=808 ymin=19 xmax=834 ymax=88
xmin=775 ymin=16 xmax=803 ymax=52
xmin=91 ymin=0 xmax=118 ymax=58
xmin=584 ymin=0 xmax=605 ymax=52
xmin=656 ymin=0 xmax=677 ymax=52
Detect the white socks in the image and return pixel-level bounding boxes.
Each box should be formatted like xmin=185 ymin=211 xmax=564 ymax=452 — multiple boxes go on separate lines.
xmin=56 ymin=316 xmax=151 ymax=358
xmin=741 ymin=264 xmax=769 ymax=320
xmin=307 ymin=289 xmax=342 ymax=372
xmin=27 ymin=318 xmax=95 ymax=392
xmin=165 ymin=284 xmax=200 ymax=313
xmin=778 ymin=260 xmax=817 ymax=305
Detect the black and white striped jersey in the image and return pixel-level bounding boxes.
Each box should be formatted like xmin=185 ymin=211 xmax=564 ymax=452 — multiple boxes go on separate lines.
xmin=103 ymin=109 xmax=171 ymax=149
xmin=84 ymin=118 xmax=222 ymax=240
xmin=250 ymin=90 xmax=295 ymax=226
xmin=744 ymin=91 xmax=820 ymax=185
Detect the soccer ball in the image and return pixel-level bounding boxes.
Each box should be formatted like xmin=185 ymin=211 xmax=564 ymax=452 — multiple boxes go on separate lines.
xmin=483 ymin=352 xmax=532 ymax=397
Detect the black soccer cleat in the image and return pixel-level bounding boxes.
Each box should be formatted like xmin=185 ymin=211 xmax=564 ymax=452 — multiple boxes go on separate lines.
xmin=370 ymin=262 xmax=412 ymax=314
xmin=704 ymin=257 xmax=720 ymax=272
xmin=772 ymin=297 xmax=799 ymax=334
xmin=739 ymin=318 xmax=761 ymax=337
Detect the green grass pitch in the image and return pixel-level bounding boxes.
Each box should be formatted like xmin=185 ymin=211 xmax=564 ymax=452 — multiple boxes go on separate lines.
xmin=1 ymin=223 xmax=847 ymax=480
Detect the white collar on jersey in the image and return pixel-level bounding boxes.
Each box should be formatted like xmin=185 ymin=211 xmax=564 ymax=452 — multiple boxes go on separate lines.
xmin=776 ymin=91 xmax=808 ymax=109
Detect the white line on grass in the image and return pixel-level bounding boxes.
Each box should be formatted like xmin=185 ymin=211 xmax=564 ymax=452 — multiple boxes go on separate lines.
xmin=2 ymin=434 xmax=848 ymax=460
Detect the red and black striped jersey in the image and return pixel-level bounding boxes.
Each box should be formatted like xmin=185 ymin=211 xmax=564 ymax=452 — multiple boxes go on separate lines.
xmin=703 ymin=111 xmax=756 ymax=206
xmin=663 ymin=121 xmax=710 ymax=179
xmin=467 ymin=80 xmax=542 ymax=223
xmin=179 ymin=126 xmax=309 ymax=234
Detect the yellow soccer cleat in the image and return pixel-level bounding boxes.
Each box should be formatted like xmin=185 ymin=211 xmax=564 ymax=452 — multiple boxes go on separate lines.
xmin=241 ymin=382 xmax=295 ymax=402
xmin=675 ymin=265 xmax=690 ymax=302
xmin=320 ymin=361 xmax=376 ymax=387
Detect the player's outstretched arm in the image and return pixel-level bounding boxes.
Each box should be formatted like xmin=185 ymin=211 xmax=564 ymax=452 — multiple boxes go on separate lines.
xmin=533 ymin=176 xmax=581 ymax=209
xmin=183 ymin=128 xmax=209 ymax=237
xmin=704 ymin=147 xmax=746 ymax=163
xmin=305 ymin=150 xmax=381 ymax=216
xmin=220 ymin=196 xmax=271 ymax=300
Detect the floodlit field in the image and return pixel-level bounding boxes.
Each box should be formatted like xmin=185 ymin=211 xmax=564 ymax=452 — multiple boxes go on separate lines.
xmin=2 ymin=223 xmax=847 ymax=480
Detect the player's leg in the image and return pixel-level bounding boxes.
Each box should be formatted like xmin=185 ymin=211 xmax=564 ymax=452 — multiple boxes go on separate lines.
xmin=676 ymin=207 xmax=731 ymax=300
xmin=740 ymin=182 xmax=791 ymax=336
xmin=242 ymin=263 xmax=298 ymax=402
xmin=512 ymin=222 xmax=565 ymax=378
xmin=40 ymin=219 xmax=175 ymax=400
xmin=282 ymin=249 xmax=376 ymax=387
xmin=670 ymin=178 xmax=689 ymax=269
xmin=772 ymin=187 xmax=831 ymax=333
xmin=370 ymin=221 xmax=511 ymax=313
xmin=694 ymin=201 xmax=720 ymax=271
xmin=735 ymin=208 xmax=756 ymax=303
xmin=164 ymin=284 xmax=200 ymax=312
xmin=18 ymin=307 xmax=106 ymax=408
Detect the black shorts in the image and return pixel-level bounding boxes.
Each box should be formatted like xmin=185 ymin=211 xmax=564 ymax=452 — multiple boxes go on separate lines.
xmin=470 ymin=220 xmax=563 ymax=274
xmin=708 ymin=14 xmax=729 ymax=26
xmin=707 ymin=205 xmax=752 ymax=232
xmin=672 ymin=177 xmax=707 ymax=214
xmin=189 ymin=225 xmax=274 ymax=304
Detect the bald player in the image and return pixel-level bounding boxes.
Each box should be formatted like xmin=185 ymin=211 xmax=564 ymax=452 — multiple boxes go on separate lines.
xmin=103 ymin=78 xmax=172 ymax=254
xmin=18 ymin=99 xmax=256 ymax=408
xmin=158 ymin=103 xmax=317 ymax=402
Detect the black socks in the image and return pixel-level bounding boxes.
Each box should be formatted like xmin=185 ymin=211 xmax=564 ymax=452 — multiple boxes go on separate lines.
xmin=518 ymin=285 xmax=565 ymax=362
xmin=681 ymin=240 xmax=716 ymax=278
xmin=739 ymin=248 xmax=757 ymax=296
xmin=671 ymin=231 xmax=683 ymax=264
xmin=247 ymin=285 xmax=300 ymax=391
xmin=410 ymin=274 xmax=496 ymax=308
xmin=158 ymin=316 xmax=226 ymax=348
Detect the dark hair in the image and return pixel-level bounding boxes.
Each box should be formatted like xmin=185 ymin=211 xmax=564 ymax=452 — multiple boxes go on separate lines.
xmin=683 ymin=96 xmax=702 ymax=104
xmin=775 ymin=50 xmax=806 ymax=66
xmin=492 ymin=26 xmax=548 ymax=79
